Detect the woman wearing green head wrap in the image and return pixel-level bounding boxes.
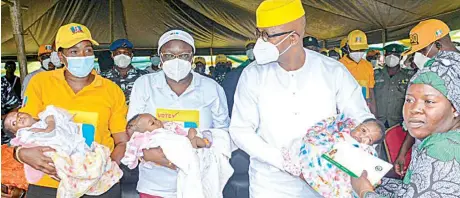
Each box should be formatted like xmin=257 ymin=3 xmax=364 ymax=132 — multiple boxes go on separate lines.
xmin=350 ymin=51 xmax=460 ymax=198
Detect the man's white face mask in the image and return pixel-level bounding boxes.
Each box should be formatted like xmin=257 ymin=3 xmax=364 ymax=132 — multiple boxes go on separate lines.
xmin=253 ymin=31 xmax=296 ymax=65
xmin=114 ymin=54 xmax=132 ymax=68
xmin=42 ymin=58 xmax=51 ymax=70
xmin=349 ymin=52 xmax=365 ymax=63
xmin=385 ymin=54 xmax=400 ymax=68
xmin=413 ymin=44 xmax=434 ymax=69
xmin=50 ymin=51 xmax=61 ymax=67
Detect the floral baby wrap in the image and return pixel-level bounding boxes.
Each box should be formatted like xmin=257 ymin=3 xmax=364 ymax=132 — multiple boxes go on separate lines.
xmin=282 ymin=114 xmax=377 ymax=198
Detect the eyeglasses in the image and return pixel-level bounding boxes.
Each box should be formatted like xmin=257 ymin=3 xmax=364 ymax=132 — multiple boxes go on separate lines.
xmin=255 ymin=29 xmax=294 ymax=42
xmin=160 ymin=52 xmax=193 ymax=61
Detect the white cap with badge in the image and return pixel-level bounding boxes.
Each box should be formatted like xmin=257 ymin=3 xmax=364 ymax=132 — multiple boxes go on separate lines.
xmin=157 ymin=30 xmax=195 ymax=55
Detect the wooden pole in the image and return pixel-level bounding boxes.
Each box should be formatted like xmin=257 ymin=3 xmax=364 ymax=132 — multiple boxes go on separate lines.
xmin=210 ymin=22 xmax=215 ymax=66
xmin=382 ymin=29 xmax=387 ymax=47
xmin=109 ymin=0 xmax=114 ymax=43
xmin=9 ymin=0 xmax=28 ymax=83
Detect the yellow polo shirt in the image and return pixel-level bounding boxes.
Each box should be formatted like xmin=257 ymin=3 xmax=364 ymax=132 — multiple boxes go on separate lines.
xmin=339 ymin=55 xmax=375 ymax=99
xmin=20 ymin=69 xmax=127 ymax=188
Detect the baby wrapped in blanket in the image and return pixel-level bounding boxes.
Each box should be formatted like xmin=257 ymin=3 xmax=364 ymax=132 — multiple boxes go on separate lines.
xmin=282 ymin=114 xmax=384 ymax=198
xmin=3 ymin=106 xmax=123 ymax=198
xmin=122 ymin=113 xmax=234 ymax=198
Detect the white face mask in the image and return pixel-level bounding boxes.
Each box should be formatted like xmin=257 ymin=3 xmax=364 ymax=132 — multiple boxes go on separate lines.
xmin=113 ymin=54 xmax=132 ymax=68
xmin=253 ymin=31 xmax=295 ymax=65
xmin=349 ymin=52 xmax=365 ymax=63
xmin=413 ymin=44 xmax=434 ymax=69
xmin=161 ymin=58 xmax=192 ymax=82
xmin=370 ymin=60 xmax=378 ymax=67
xmin=42 ymin=58 xmax=51 ymax=70
xmin=330 ymin=56 xmax=340 ymax=60
xmin=50 ymin=52 xmax=61 ymax=67
xmin=385 ymin=55 xmax=400 ymax=68
xmin=246 ymin=49 xmax=255 ymax=61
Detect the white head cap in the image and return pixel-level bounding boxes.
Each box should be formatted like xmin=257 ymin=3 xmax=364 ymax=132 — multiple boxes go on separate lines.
xmin=157 ymin=29 xmax=195 ymax=55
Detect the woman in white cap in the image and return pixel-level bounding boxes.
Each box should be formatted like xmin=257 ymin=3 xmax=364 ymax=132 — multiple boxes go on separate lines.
xmin=127 ymin=28 xmax=230 ymax=198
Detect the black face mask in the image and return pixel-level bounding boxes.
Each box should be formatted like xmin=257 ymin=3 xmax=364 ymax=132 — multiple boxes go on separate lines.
xmin=216 ymin=64 xmax=227 ymax=73
xmin=195 ymin=65 xmax=205 ymax=73
xmin=341 ymin=46 xmax=350 ymax=56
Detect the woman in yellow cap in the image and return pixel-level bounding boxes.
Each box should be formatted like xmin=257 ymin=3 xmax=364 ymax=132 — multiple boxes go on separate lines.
xmin=15 ymin=23 xmax=128 ymax=198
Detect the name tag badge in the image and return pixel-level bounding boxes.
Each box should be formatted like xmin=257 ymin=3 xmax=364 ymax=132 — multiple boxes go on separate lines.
xmin=81 ymin=124 xmax=95 ymax=146
xmin=68 ymin=110 xmax=99 ymax=146
xmin=156 ymin=108 xmax=200 ymax=128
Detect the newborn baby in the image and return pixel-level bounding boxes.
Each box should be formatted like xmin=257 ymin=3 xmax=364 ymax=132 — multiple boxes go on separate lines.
xmin=122 ymin=113 xmax=212 ymax=170
xmin=2 ymin=106 xmax=122 ymax=198
xmin=282 ymin=114 xmax=384 ymax=198
xmin=126 ymin=113 xmax=211 ymax=148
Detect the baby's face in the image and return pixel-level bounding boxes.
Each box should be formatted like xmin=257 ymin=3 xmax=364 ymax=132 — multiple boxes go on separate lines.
xmin=4 ymin=112 xmax=36 ymax=133
xmin=351 ymin=121 xmax=382 ymax=145
xmin=127 ymin=114 xmax=164 ymax=137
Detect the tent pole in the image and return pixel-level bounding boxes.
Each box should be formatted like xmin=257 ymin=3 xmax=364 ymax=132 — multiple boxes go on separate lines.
xmin=109 ymin=0 xmax=114 ymax=43
xmin=382 ymin=29 xmax=387 ymax=47
xmin=9 ymin=0 xmax=28 ymax=83
xmin=210 ymin=22 xmax=215 ymax=66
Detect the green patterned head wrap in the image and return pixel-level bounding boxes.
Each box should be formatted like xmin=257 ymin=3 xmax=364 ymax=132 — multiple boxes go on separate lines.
xmin=410 ymin=51 xmax=460 ymax=111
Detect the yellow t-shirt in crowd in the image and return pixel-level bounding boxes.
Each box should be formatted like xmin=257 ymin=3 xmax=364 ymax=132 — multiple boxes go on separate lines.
xmin=20 ymin=69 xmax=128 ymax=188
xmin=339 ymin=55 xmax=375 ymax=99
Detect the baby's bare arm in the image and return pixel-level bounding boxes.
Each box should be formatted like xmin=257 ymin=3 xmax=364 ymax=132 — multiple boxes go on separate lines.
xmin=44 ymin=115 xmax=56 ymax=132
xmin=187 ymin=128 xmax=197 ymax=140
xmin=29 ymin=115 xmax=55 ymax=133
xmin=193 ymin=137 xmax=208 ymax=148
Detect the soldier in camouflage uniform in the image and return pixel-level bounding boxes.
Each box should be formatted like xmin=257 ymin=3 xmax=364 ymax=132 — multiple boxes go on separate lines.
xmin=374 ymin=44 xmax=416 ymax=128
xmin=2 ymin=77 xmax=21 ymax=144
xmin=1 ymin=77 xmax=21 ymax=117
xmin=101 ymin=39 xmax=148 ymax=104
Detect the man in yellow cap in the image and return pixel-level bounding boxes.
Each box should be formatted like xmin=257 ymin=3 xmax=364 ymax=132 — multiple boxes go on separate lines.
xmin=340 ymin=37 xmax=349 ymax=56
xmin=193 ymin=56 xmax=207 ymax=76
xmin=339 ymin=30 xmax=377 ymax=115
xmin=402 ymin=19 xmax=459 ymax=68
xmin=16 ymin=23 xmax=127 ymax=198
xmin=213 ymin=54 xmax=229 ymax=84
xmin=229 ymin=1 xmax=374 ymax=197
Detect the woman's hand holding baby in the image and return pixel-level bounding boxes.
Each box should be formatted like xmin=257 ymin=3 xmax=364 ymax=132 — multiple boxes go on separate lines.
xmin=18 ymin=146 xmax=59 ymax=179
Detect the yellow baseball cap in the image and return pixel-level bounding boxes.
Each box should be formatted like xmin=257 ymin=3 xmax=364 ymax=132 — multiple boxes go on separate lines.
xmin=347 ymin=30 xmax=368 ymax=51
xmin=215 ymin=54 xmax=227 ymax=64
xmin=401 ymin=19 xmax=450 ymax=56
xmin=55 ymin=23 xmax=99 ymax=50
xmin=194 ymin=57 xmax=206 ymax=65
xmin=256 ymin=0 xmax=305 ymax=28
xmin=340 ymin=37 xmax=348 ymax=48
xmin=245 ymin=40 xmax=256 ymax=48
xmin=38 ymin=44 xmax=53 ymax=56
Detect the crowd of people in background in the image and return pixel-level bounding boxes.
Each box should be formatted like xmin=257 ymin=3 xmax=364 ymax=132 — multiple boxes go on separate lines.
xmin=2 ymin=0 xmax=460 ymax=198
